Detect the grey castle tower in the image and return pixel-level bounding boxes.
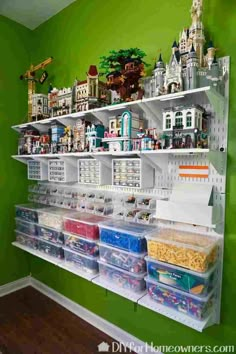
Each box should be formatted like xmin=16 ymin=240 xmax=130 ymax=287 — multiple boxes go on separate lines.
xmin=142 ymin=0 xmax=224 ymax=98
xmin=187 ymin=44 xmax=199 ymax=90
xmin=153 ymin=54 xmax=166 ymax=96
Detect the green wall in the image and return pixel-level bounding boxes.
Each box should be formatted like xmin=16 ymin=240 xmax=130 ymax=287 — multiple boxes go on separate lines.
xmin=4 ymin=0 xmax=236 ymax=349
xmin=0 ymin=15 xmax=32 ymax=284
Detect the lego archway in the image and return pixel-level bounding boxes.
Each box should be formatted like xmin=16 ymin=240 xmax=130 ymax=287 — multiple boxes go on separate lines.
xmin=167 ymin=82 xmax=180 ymax=94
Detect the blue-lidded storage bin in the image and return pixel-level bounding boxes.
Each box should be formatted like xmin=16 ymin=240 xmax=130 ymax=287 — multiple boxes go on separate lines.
xmin=64 ymin=248 xmax=98 ymax=274
xmin=36 ymin=224 xmax=64 ymax=244
xmin=98 ymin=220 xmax=157 ymax=253
xmin=64 ymin=232 xmax=99 ymax=257
xmin=146 ymin=257 xmax=218 ymax=296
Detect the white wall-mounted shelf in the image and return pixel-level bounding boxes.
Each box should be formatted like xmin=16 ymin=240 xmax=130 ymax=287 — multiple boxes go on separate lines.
xmin=12 ymin=149 xmax=225 ymax=179
xmin=12 ymin=242 xmax=98 ymax=281
xmin=12 ymin=148 xmax=213 ymax=163
xmin=12 ymin=240 xmax=216 ymax=332
xmin=12 ymin=86 xmax=224 ymax=132
xmin=138 ymin=295 xmax=215 ymax=333
xmin=92 ymin=276 xmax=147 ymax=303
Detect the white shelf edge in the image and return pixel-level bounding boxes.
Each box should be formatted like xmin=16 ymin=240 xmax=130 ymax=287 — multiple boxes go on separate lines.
xmin=92 ymin=275 xmax=147 ymax=302
xmin=12 ymin=241 xmax=217 ymax=331
xmin=57 ymin=262 xmax=99 ymax=281
xmin=11 ymin=149 xmax=212 ymax=162
xmin=12 ymin=242 xmax=98 ymax=281
xmin=141 ymin=148 xmax=210 ymax=155
xmin=156 ymin=216 xmax=217 ymax=229
xmin=11 ymin=86 xmax=216 ymax=131
xmin=12 ymin=242 xmax=59 ymax=265
xmin=138 ymin=294 xmax=213 ymax=332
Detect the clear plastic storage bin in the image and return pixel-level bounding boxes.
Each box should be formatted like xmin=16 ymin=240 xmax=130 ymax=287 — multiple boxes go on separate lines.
xmin=63 ymin=212 xmax=106 ymax=240
xmin=38 ymin=239 xmax=64 ymax=259
xmin=136 ymin=211 xmax=154 ymax=224
xmin=99 ymin=220 xmax=157 ymax=253
xmin=15 ymin=203 xmax=46 ymax=223
xmin=38 ymin=207 xmax=73 ymax=230
xmin=99 ymin=243 xmax=146 ymax=274
xmin=145 ymin=277 xmax=215 ymax=320
xmin=94 ymin=203 xmax=113 ymax=216
xmin=146 ymin=257 xmax=218 ymax=296
xmin=15 ymin=231 xmax=38 ymax=250
xmin=137 ymin=197 xmax=156 ymax=210
xmin=64 ymin=232 xmax=99 ymax=257
xmin=146 ymin=230 xmax=219 ymax=273
xmin=36 ymin=225 xmax=64 ymax=244
xmin=98 ymin=260 xmax=146 ymax=293
xmin=15 ymin=218 xmax=38 ymax=236
xmin=64 ymin=248 xmax=98 ymax=274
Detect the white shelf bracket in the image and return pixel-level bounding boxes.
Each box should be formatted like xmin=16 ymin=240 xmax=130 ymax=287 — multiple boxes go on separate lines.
xmin=91 ymin=153 xmax=112 ymax=168
xmin=56 ymin=117 xmax=77 ymax=127
xmin=136 ymin=102 xmax=160 ymax=125
xmin=90 ymin=111 xmax=111 ymax=126
xmin=209 ymin=151 xmax=226 ymax=175
xmin=141 ymin=153 xmax=168 ymax=173
xmin=12 ymin=155 xmax=30 ymax=165
xmin=206 ymin=88 xmax=226 ymax=120
xmin=59 ymin=156 xmax=78 ymax=167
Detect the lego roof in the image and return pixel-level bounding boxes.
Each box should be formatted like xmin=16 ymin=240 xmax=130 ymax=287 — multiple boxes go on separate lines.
xmin=88 ymin=65 xmax=98 ymax=76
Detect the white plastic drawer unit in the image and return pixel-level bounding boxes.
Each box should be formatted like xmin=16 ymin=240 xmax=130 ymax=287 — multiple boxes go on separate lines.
xmin=48 ymin=159 xmax=77 ymax=183
xmin=28 ymin=160 xmax=48 ymax=181
xmin=112 ymin=158 xmax=154 ymax=189
xmin=78 ymin=159 xmax=112 ymax=185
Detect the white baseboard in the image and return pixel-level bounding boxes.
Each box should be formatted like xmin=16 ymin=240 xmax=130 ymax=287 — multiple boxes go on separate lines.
xmin=0 ymin=276 xmax=31 ymax=297
xmin=0 ymin=276 xmax=160 ymax=353
xmin=30 ymin=277 xmax=160 ymax=354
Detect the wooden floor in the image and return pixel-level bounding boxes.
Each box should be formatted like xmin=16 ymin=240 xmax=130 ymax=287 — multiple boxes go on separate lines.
xmin=0 ymin=287 xmax=133 ymax=354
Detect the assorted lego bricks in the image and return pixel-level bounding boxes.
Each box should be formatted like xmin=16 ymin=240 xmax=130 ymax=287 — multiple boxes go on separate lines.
xmin=112 ymin=158 xmax=154 ymax=189
xmin=48 ymin=159 xmax=77 ymax=183
xmin=27 ymin=184 xmax=158 ymax=225
xmin=14 ymin=202 xmax=220 ymax=321
xmin=28 ymin=160 xmax=48 ymax=180
xmin=145 ymin=277 xmax=215 ymax=321
xmin=78 ymin=159 xmax=112 ymax=185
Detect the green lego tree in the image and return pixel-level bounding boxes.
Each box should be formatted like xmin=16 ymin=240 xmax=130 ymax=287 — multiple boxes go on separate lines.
xmin=99 ymin=48 xmax=150 ymax=101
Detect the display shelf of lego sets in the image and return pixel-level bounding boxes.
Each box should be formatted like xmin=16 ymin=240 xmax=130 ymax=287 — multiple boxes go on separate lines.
xmin=12 ymin=86 xmax=227 ymax=133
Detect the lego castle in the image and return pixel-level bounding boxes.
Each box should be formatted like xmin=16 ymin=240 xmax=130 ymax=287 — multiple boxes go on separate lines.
xmin=143 ymin=0 xmax=224 ymax=97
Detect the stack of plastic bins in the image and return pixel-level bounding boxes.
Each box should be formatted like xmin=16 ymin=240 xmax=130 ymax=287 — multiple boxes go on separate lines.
xmin=15 ymin=203 xmax=47 ymax=250
xmin=35 ymin=207 xmax=74 ymax=260
xmin=145 ymin=229 xmax=220 ymax=321
xmin=98 ymin=220 xmax=157 ymax=294
xmin=62 ymin=212 xmax=106 ymax=274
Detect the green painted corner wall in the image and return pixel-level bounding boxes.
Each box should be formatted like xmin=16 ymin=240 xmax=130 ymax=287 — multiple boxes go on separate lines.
xmin=0 ymin=15 xmax=32 ymax=284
